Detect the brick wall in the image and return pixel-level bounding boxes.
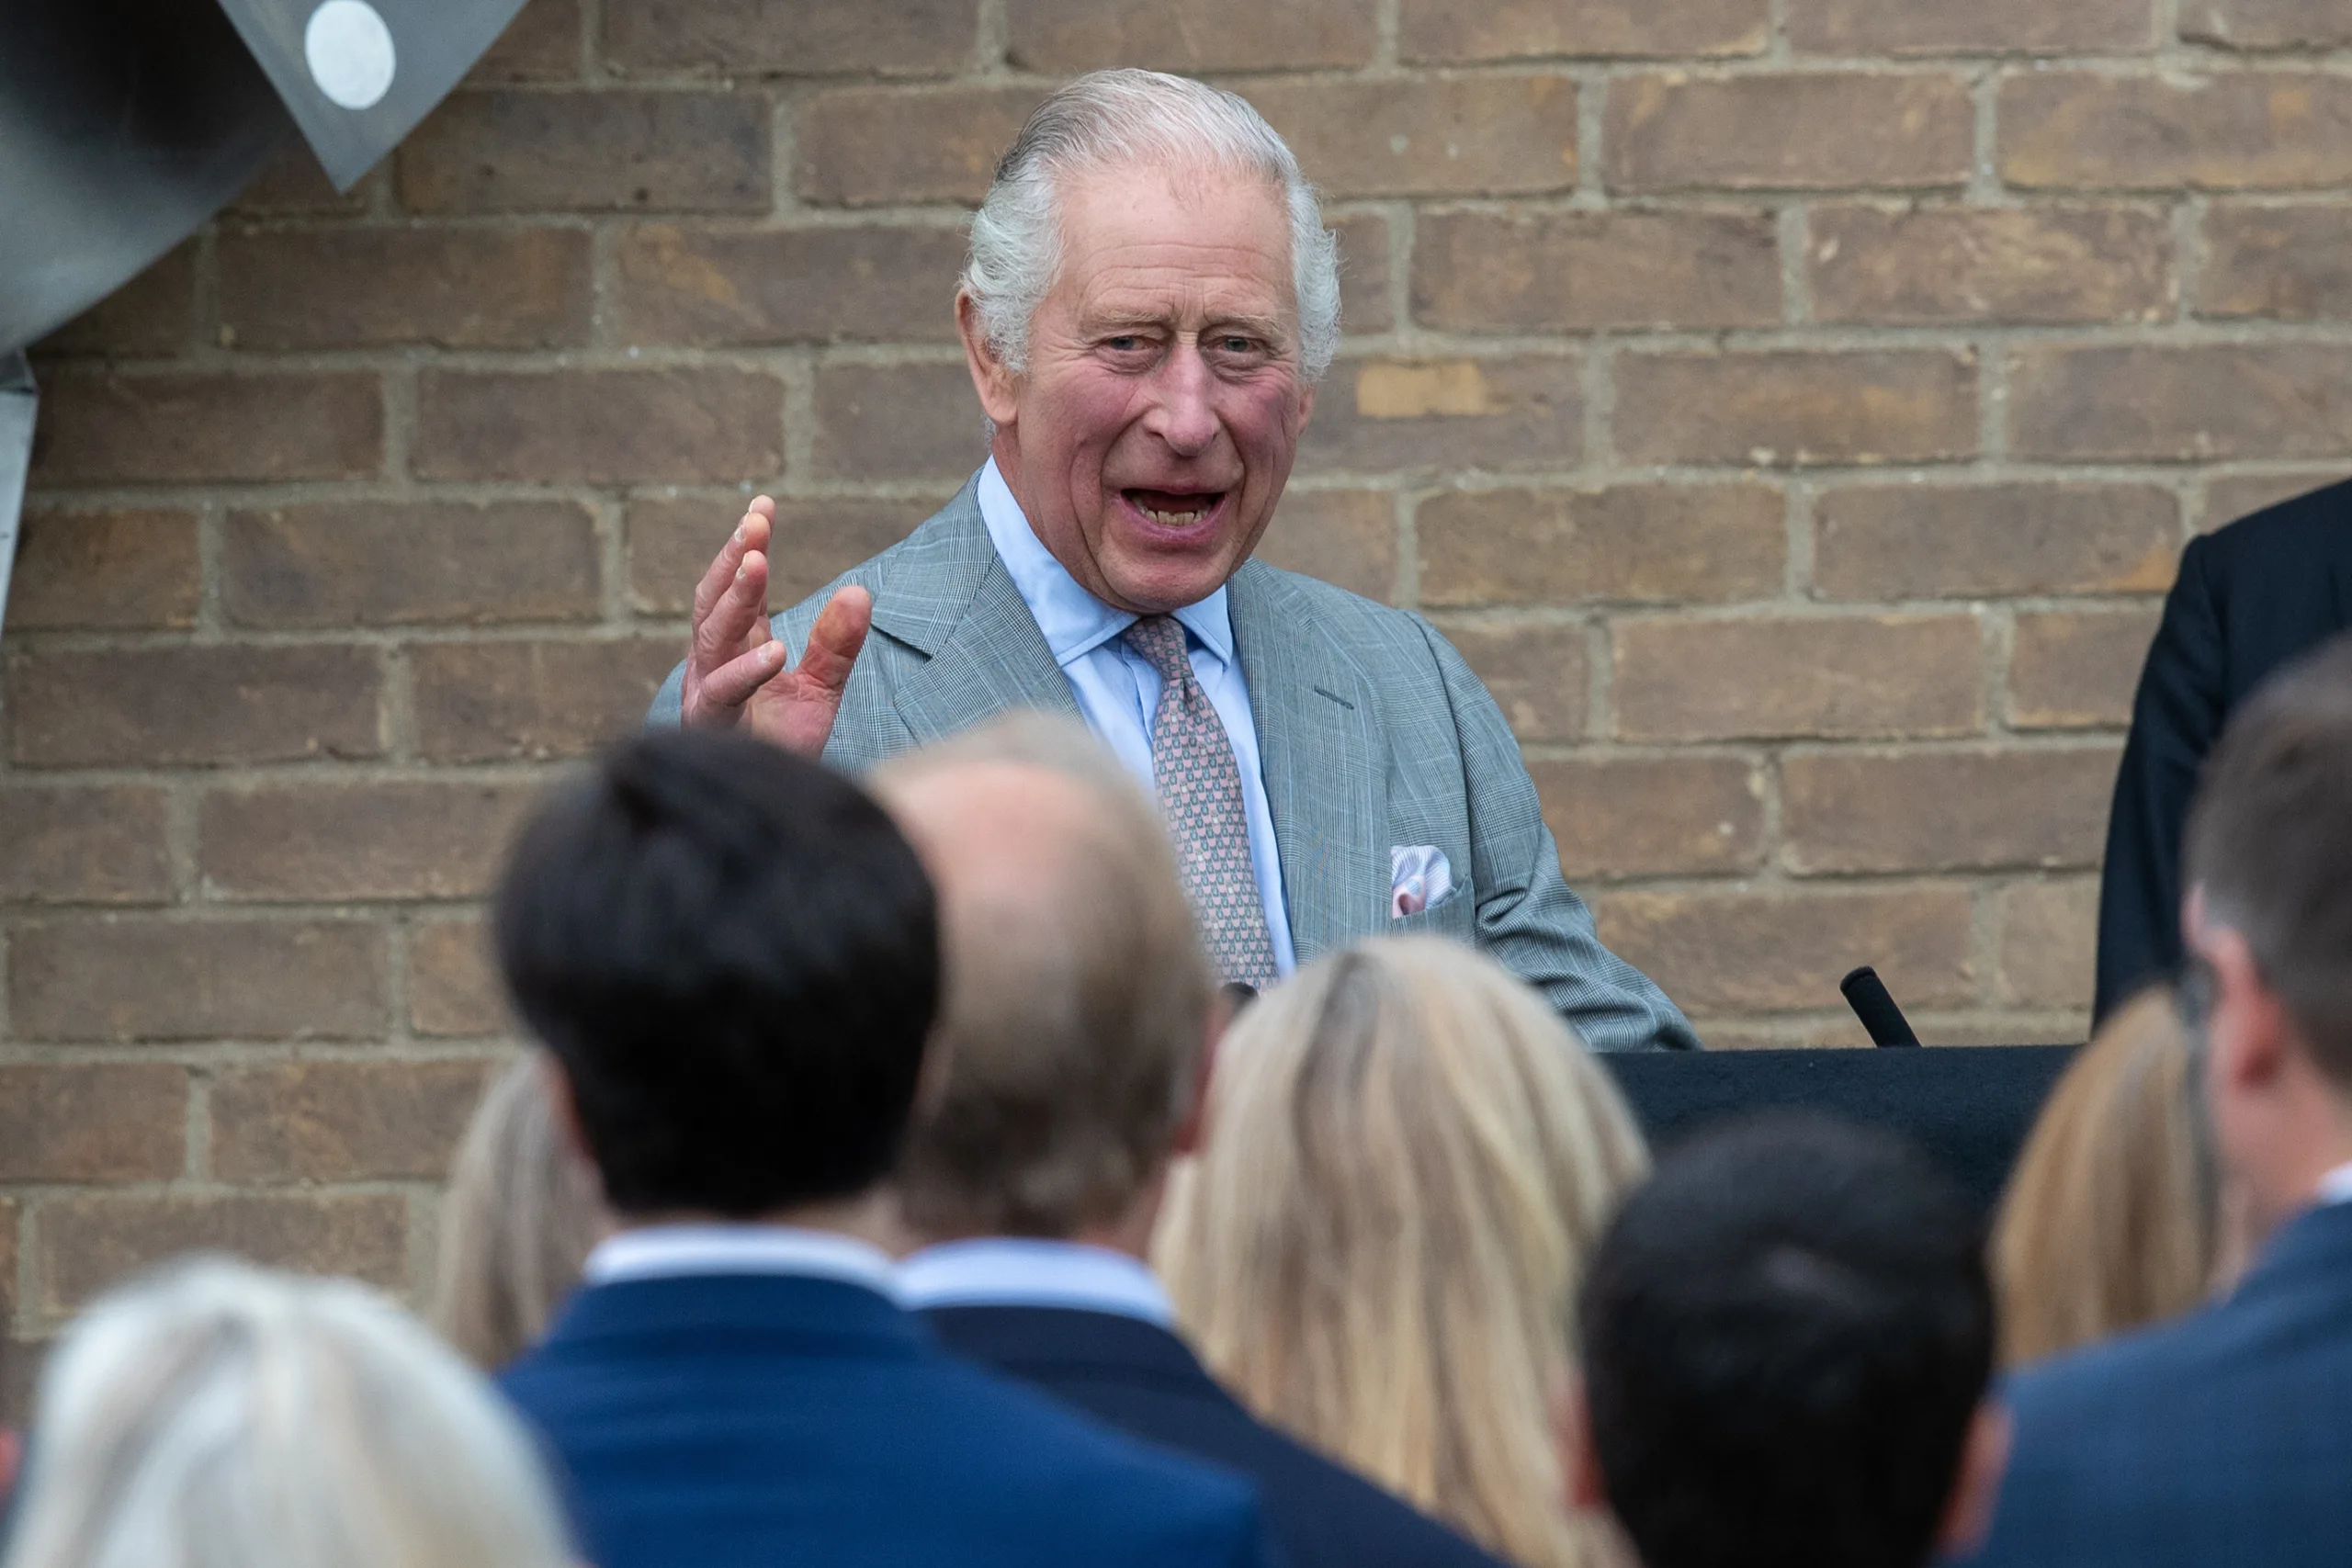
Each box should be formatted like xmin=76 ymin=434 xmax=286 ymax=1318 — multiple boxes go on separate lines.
xmin=6 ymin=0 xmax=2350 ymax=1402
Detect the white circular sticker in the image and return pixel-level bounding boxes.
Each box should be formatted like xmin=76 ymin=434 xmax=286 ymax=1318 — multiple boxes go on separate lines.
xmin=304 ymin=0 xmax=397 ymax=111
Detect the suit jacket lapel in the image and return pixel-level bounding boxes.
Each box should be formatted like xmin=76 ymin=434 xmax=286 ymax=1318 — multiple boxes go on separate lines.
xmin=1229 ymin=560 xmax=1384 ymax=963
xmin=869 ymin=494 xmax=1081 ymax=743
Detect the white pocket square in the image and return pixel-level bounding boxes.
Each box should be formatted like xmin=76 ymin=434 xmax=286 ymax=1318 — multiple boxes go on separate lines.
xmin=1390 ymin=845 xmax=1453 ymax=919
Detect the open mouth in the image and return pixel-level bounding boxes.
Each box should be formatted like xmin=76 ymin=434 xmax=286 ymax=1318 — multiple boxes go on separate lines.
xmin=1121 ymin=488 xmax=1229 ymax=530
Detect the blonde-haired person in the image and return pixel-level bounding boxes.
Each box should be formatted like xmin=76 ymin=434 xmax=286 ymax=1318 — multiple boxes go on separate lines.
xmin=1990 ymin=986 xmax=2245 ymax=1367
xmin=1 ymin=1258 xmax=573 ymax=1568
xmin=1156 ymin=937 xmax=1650 ymax=1568
xmin=430 ymin=1051 xmax=611 ymax=1370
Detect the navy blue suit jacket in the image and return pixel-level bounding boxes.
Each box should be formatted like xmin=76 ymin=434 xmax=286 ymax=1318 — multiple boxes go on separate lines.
xmin=922 ymin=1304 xmax=1507 ymax=1568
xmin=1960 ymin=1200 xmax=2352 ymax=1568
xmin=499 ymin=1274 xmax=1278 ymax=1568
xmin=2096 ymin=483 xmax=2352 ymax=1021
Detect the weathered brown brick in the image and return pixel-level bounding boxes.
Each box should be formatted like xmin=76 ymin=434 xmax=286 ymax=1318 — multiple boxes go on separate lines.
xmin=1299 ymin=355 xmax=1582 ymax=472
xmin=627 ymin=495 xmax=942 ymax=615
xmin=2003 ymin=73 xmax=2352 ymax=191
xmin=1996 ymin=880 xmax=2099 ymax=1010
xmin=617 ymin=222 xmax=965 ymax=346
xmin=1607 ymin=73 xmax=1972 ymax=193
xmin=411 ymin=918 xmax=514 ymax=1037
xmin=33 ymin=243 xmax=196 ymax=357
xmin=1246 ymin=75 xmax=1578 ymax=198
xmin=2183 ymin=0 xmax=2352 ymax=47
xmin=199 ymin=783 xmax=541 ymax=902
xmin=8 ymin=919 xmax=388 ymax=1043
xmin=0 ymin=1200 xmax=16 ymax=1317
xmin=2009 ymin=608 xmax=2161 ymax=730
xmin=1813 ymin=484 xmax=2178 ymax=599
xmin=469 ymin=0 xmax=581 ymax=80
xmin=413 ymin=368 xmax=783 ymax=483
xmin=606 ymin=0 xmax=977 ymax=74
xmin=1613 ymin=614 xmax=1984 ymax=741
xmin=1010 ymin=0 xmax=1376 ymax=70
xmin=1253 ymin=490 xmax=1396 ymax=602
xmin=1781 ymin=748 xmax=2117 ymax=874
xmin=217 ymin=229 xmax=592 ymax=350
xmin=0 ymin=788 xmax=174 ymax=905
xmin=2201 ymin=204 xmax=2352 ymax=321
xmin=398 ymin=90 xmax=770 ymax=213
xmin=1420 ymin=483 xmax=1783 ymax=607
xmin=211 ymin=1060 xmax=497 ymax=1183
xmin=232 ymin=146 xmax=369 ymax=217
xmin=1788 ymin=0 xmax=2154 ymax=53
xmin=36 ymin=1195 xmax=409 ymax=1316
xmin=797 ymin=85 xmax=1043 ymax=206
xmin=7 ymin=646 xmax=384 ymax=769
xmin=1436 ymin=622 xmax=1589 ymax=742
xmin=223 ymin=502 xmax=599 ymax=628
xmin=1400 ymin=0 xmax=1767 ymax=62
xmin=1532 ymin=757 xmax=1765 ymax=880
xmin=1614 ymin=350 xmax=1977 ymax=468
xmin=1810 ymin=205 xmax=2174 ymax=325
xmin=6 ymin=510 xmax=200 ymax=630
xmin=812 ymin=363 xmax=986 ymax=483
xmin=1331 ymin=213 xmax=1394 ymax=334
xmin=28 ymin=373 xmax=382 ymax=485
xmin=0 ymin=1066 xmax=186 ymax=1182
xmin=2009 ymin=344 xmax=2352 ymax=461
xmin=2201 ymin=471 xmax=2341 ymax=530
xmin=1412 ymin=209 xmax=1780 ymax=332
xmin=412 ymin=637 xmax=684 ymax=762
xmin=1594 ymin=887 xmax=1976 ymax=1014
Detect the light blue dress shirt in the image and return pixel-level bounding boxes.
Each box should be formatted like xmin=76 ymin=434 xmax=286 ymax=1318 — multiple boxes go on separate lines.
xmin=977 ymin=458 xmax=1297 ymax=976
xmin=898 ymin=1237 xmax=1177 ymax=1327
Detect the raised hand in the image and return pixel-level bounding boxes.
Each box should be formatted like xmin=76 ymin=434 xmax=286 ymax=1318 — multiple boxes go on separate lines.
xmin=679 ymin=497 xmax=873 ymax=757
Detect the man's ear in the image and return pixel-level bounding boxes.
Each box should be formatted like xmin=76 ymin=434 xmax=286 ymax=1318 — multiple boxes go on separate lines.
xmin=2193 ymin=912 xmax=2292 ymax=1099
xmin=537 ymin=1051 xmax=593 ymax=1166
xmin=1171 ymin=1018 xmax=1219 ymax=1159
xmin=1934 ymin=1401 xmax=2012 ymax=1559
xmin=1293 ymin=376 xmax=1317 ymax=436
xmin=956 ymin=290 xmax=1022 ymax=427
xmin=1552 ymin=1371 xmax=1611 ymax=1515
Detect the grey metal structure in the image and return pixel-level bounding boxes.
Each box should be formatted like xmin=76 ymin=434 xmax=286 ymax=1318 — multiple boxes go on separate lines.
xmin=0 ymin=0 xmax=525 ymax=638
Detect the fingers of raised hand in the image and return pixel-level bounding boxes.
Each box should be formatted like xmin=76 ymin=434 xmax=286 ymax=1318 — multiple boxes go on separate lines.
xmin=690 ymin=500 xmax=775 ymax=626
xmin=692 ymin=547 xmax=772 ymax=677
xmin=795 ymin=585 xmax=874 ymax=698
xmin=694 ymin=638 xmax=791 ymax=715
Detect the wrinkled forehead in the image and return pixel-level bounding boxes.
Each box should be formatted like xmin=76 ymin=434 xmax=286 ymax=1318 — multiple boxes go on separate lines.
xmin=1046 ymin=158 xmax=1299 ymax=321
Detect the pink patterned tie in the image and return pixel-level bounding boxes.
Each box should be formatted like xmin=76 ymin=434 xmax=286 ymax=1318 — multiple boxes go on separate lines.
xmin=1122 ymin=615 xmax=1280 ymax=989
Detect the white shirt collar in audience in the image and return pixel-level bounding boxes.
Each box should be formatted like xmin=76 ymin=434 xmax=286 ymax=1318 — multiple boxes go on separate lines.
xmin=2316 ymin=1160 xmax=2352 ymax=1207
xmin=582 ymin=1223 xmax=899 ymax=1297
xmin=897 ymin=1237 xmax=1176 ymax=1327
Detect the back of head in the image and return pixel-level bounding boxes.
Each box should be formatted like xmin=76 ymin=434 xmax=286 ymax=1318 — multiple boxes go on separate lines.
xmin=431 ymin=1053 xmax=610 ymax=1370
xmin=874 ymin=713 xmax=1212 ymax=1239
xmin=1157 ymin=936 xmax=1649 ymax=1568
xmin=2185 ymin=632 xmax=2352 ymax=1086
xmin=493 ymin=728 xmax=939 ymax=1218
xmin=1991 ymin=988 xmax=2217 ymax=1367
xmin=4 ymin=1258 xmax=571 ymax=1568
xmin=1577 ymin=1115 xmax=1993 ymax=1568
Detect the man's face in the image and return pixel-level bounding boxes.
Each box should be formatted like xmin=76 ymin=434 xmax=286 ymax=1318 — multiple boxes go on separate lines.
xmin=960 ymin=163 xmax=1317 ymax=615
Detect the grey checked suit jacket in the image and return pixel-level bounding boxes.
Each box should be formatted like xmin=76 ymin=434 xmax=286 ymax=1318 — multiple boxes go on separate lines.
xmin=651 ymin=481 xmax=1698 ymax=1052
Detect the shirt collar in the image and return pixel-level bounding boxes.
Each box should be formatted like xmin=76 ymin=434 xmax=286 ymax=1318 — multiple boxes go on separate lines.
xmin=582 ymin=1223 xmax=900 ymax=1299
xmin=896 ymin=1236 xmax=1176 ymax=1327
xmin=2317 ymin=1160 xmax=2352 ymax=1206
xmin=973 ymin=458 xmax=1236 ymax=669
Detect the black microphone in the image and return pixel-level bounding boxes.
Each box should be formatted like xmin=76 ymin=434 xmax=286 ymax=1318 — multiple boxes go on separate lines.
xmin=1840 ymin=965 xmax=1921 ymax=1048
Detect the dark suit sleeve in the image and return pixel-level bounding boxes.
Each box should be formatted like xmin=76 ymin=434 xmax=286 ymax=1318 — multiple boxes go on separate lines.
xmin=2095 ymin=536 xmax=2226 ymax=1022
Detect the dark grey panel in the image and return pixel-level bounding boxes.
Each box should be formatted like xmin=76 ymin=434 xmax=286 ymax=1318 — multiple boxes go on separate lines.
xmin=217 ymin=0 xmax=529 ymax=190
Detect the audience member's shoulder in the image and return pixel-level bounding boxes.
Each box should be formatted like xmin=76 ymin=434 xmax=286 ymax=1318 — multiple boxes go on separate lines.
xmin=2199 ymin=477 xmax=2352 ymax=576
xmin=2001 ymin=1295 xmax=2233 ymax=1438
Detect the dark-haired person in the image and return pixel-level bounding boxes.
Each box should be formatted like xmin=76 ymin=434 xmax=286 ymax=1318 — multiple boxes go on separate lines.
xmin=1963 ymin=633 xmax=2352 ymax=1568
xmin=1561 ymin=1115 xmax=2008 ymax=1568
xmin=492 ymin=729 xmax=1277 ymax=1568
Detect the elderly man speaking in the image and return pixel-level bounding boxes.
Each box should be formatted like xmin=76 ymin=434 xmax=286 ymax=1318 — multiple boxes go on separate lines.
xmin=654 ymin=70 xmax=1696 ymax=1053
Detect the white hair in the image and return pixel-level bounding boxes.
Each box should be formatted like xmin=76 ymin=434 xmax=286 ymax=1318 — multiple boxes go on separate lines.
xmin=962 ymin=69 xmax=1341 ymax=382
xmin=2 ymin=1258 xmax=573 ymax=1568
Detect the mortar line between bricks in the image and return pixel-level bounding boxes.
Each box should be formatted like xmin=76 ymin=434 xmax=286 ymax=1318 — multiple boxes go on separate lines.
xmin=1968 ymin=66 xmax=2002 ymax=201
xmin=0 ymin=1042 xmax=521 ymax=1069
xmin=1986 ymin=602 xmax=2019 ymax=739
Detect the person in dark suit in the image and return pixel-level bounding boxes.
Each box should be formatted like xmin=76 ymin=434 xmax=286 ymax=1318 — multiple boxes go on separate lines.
xmin=489 ymin=729 xmax=1277 ymax=1568
xmin=872 ymin=715 xmax=1506 ymax=1568
xmin=2096 ymin=481 xmax=2352 ymax=1021
xmin=1964 ymin=636 xmax=2352 ymax=1568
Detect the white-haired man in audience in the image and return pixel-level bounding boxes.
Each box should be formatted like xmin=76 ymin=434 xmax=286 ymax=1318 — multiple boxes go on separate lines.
xmin=653 ymin=68 xmax=1695 ymax=1054
xmin=873 ymin=712 xmax=1508 ymax=1568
